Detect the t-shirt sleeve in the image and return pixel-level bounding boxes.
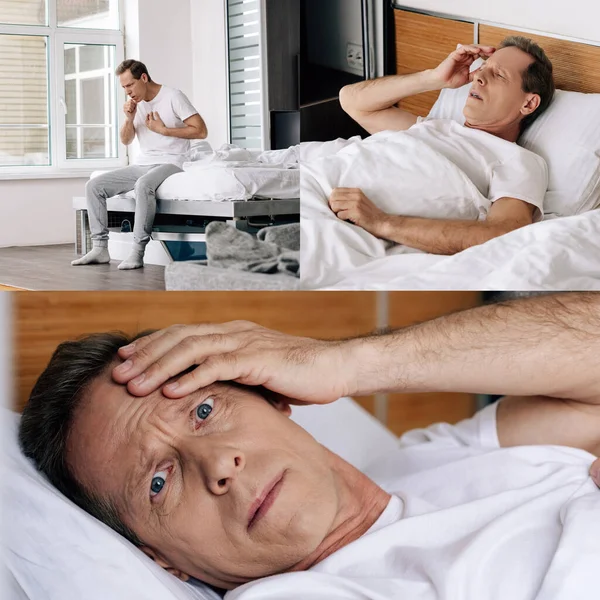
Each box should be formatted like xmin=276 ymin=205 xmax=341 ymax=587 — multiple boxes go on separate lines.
xmin=488 ymin=150 xmax=548 ymax=221
xmin=172 ymin=90 xmax=198 ymax=122
xmin=398 ymin=401 xmax=500 ymax=450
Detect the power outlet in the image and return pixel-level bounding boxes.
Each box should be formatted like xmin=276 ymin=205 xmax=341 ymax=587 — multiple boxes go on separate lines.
xmin=346 ymin=42 xmax=364 ymax=70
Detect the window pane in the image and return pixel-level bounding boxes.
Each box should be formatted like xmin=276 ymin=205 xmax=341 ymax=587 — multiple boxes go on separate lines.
xmin=0 ymin=0 xmax=47 ymax=26
xmin=64 ymin=44 xmax=117 ymax=160
xmin=0 ymin=34 xmax=50 ymax=167
xmin=66 ymin=126 xmax=113 ymax=159
xmin=81 ymin=77 xmax=104 ymax=123
xmin=57 ymin=0 xmax=119 ymax=30
xmin=227 ymin=0 xmax=263 ymax=150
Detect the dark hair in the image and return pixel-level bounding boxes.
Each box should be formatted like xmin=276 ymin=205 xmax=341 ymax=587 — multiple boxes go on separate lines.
xmin=499 ymin=36 xmax=555 ymax=132
xmin=115 ymin=59 xmax=152 ymax=82
xmin=18 ymin=331 xmax=150 ymax=547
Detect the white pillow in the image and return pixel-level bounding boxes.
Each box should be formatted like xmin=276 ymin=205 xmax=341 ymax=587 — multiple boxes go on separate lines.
xmin=2 ymin=401 xmax=397 ymax=600
xmin=427 ymin=81 xmax=600 ymax=218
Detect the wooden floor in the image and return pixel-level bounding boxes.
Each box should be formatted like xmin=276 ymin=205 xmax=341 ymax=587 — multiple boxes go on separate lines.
xmin=0 ymin=245 xmax=166 ymax=291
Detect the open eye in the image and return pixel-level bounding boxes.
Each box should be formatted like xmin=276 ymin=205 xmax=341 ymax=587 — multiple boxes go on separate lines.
xmin=195 ymin=397 xmax=214 ymax=422
xmin=150 ymin=470 xmax=168 ymax=497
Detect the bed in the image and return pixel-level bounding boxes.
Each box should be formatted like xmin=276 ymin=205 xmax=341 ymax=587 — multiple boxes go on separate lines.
xmin=72 ymin=144 xmax=301 ymax=260
xmin=300 ymin=8 xmax=600 ymax=291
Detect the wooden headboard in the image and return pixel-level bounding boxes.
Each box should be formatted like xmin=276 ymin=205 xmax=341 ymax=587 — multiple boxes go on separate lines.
xmin=394 ymin=8 xmax=600 ymax=117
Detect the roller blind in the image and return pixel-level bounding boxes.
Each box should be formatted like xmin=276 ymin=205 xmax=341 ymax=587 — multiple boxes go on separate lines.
xmin=227 ymin=0 xmax=263 ymax=150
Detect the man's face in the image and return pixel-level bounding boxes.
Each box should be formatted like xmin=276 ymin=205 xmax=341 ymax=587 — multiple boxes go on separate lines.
xmin=119 ymin=70 xmax=148 ymax=102
xmin=66 ymin=368 xmax=344 ymax=589
xmin=463 ymin=46 xmax=539 ymax=129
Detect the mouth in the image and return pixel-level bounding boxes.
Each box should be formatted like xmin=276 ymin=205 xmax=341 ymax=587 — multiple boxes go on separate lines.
xmin=247 ymin=470 xmax=287 ymax=530
xmin=469 ymin=90 xmax=483 ymax=101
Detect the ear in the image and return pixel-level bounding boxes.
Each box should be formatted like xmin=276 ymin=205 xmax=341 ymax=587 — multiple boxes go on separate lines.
xmin=140 ymin=546 xmax=191 ymax=582
xmin=141 ymin=73 xmax=148 ymax=84
xmin=521 ymin=93 xmax=541 ymax=117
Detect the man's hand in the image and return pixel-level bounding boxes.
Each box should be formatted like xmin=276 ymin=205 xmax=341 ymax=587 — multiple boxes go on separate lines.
xmin=146 ymin=111 xmax=167 ymax=134
xmin=432 ymin=44 xmax=496 ymax=89
xmin=124 ymin=99 xmax=137 ymax=122
xmin=112 ymin=322 xmax=356 ymax=404
xmin=329 ymin=188 xmax=389 ymax=238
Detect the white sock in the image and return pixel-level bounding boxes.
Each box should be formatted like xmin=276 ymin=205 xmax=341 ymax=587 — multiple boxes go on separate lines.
xmin=71 ymin=246 xmax=110 ymax=266
xmin=118 ymin=247 xmax=145 ymax=270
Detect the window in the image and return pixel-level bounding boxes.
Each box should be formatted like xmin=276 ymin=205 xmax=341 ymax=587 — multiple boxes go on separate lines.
xmin=0 ymin=0 xmax=124 ymax=177
xmin=227 ymin=0 xmax=266 ymax=151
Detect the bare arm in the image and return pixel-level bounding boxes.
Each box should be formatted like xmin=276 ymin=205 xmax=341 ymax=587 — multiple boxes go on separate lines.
xmin=339 ymin=44 xmax=495 ymax=134
xmin=374 ymin=197 xmax=535 ymax=254
xmin=146 ymin=112 xmax=208 ymax=140
xmin=339 ymin=72 xmax=429 ymax=134
xmin=329 ymin=190 xmax=535 ymax=255
xmin=120 ymin=98 xmax=137 ymax=145
xmin=120 ymin=121 xmax=136 ymax=145
xmin=114 ymin=292 xmax=599 ymax=399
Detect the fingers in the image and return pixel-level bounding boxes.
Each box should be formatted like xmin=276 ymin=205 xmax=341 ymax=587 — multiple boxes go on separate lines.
xmin=127 ymin=333 xmax=246 ymax=397
xmin=113 ymin=321 xmax=258 ymax=392
xmin=162 ymin=353 xmax=248 ymax=397
xmin=455 ymin=44 xmax=495 ymax=57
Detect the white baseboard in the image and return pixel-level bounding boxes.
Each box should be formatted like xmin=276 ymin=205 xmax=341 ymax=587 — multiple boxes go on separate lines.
xmin=108 ymin=232 xmax=172 ymax=267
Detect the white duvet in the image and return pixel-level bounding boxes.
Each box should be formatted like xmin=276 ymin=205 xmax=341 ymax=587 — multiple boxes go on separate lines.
xmin=300 ymin=135 xmax=600 ymax=290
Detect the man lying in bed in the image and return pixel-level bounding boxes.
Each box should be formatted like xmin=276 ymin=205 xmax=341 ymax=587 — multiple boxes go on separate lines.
xmin=72 ymin=59 xmax=208 ymax=270
xmin=335 ymin=37 xmax=555 ymax=254
xmin=19 ymin=293 xmax=600 ymax=596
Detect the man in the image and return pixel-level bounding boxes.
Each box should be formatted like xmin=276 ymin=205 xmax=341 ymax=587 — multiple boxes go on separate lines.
xmin=19 ymin=293 xmax=600 ymax=596
xmin=333 ymin=37 xmax=555 ymax=254
xmin=72 ymin=60 xmax=208 ymax=270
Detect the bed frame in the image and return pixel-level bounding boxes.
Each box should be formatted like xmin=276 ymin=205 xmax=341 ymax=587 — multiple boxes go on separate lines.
xmin=72 ymin=195 xmax=300 ymax=256
xmin=391 ymin=3 xmax=600 ymax=117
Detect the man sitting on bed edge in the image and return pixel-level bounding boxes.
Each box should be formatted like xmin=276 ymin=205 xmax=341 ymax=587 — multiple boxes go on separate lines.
xmin=19 ymin=293 xmax=600 ymax=597
xmin=72 ymin=59 xmax=208 ymax=271
xmin=333 ymin=36 xmax=555 ymax=255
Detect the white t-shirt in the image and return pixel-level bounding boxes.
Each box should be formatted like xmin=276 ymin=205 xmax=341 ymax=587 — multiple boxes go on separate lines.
xmin=228 ymin=403 xmax=599 ymax=600
xmin=409 ymin=119 xmax=548 ymax=221
xmin=133 ymin=86 xmax=198 ymax=167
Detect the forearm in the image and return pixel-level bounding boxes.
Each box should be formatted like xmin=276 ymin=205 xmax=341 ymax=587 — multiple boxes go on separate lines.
xmin=340 ymin=70 xmax=441 ymax=114
xmin=375 ymin=215 xmax=515 ymax=255
xmin=120 ymin=121 xmax=135 ymax=145
xmin=161 ymin=125 xmax=207 ymax=140
xmin=346 ymin=293 xmax=600 ymax=402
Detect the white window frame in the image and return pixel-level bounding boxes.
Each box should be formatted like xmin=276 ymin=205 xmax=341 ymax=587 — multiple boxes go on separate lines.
xmin=0 ymin=0 xmax=126 ymax=180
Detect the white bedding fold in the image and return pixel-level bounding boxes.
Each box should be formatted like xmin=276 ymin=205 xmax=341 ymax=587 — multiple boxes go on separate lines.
xmin=321 ymin=209 xmax=600 ymax=290
xmin=301 ymin=131 xmax=490 ymax=288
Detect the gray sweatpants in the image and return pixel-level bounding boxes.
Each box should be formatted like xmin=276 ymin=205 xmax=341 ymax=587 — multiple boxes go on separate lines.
xmin=85 ymin=163 xmax=182 ymax=248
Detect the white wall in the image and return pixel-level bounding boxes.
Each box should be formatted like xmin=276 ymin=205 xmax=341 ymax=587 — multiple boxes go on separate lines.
xmin=190 ymin=0 xmax=229 ymax=149
xmin=393 ymin=0 xmax=600 ymax=42
xmin=0 ymin=178 xmax=86 ymax=247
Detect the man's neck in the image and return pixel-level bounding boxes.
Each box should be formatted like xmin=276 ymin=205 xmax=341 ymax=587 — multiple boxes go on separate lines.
xmin=464 ymin=119 xmax=521 ymax=143
xmin=289 ymin=449 xmax=391 ymax=571
xmin=143 ymin=82 xmax=162 ymax=102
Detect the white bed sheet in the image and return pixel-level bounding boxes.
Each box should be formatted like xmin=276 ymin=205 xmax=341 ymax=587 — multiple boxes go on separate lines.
xmin=306 ymin=209 xmax=600 ymax=290
xmin=156 ymin=166 xmax=300 ymax=202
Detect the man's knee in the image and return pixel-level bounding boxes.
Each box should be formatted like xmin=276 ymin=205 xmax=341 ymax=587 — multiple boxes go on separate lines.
xmin=134 ymin=175 xmax=158 ymax=198
xmin=85 ymin=173 xmax=115 ymax=199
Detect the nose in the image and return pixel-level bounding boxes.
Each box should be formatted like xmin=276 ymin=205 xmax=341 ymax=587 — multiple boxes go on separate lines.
xmin=474 ymin=69 xmax=486 ymax=86
xmin=201 ymin=443 xmax=246 ymax=496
